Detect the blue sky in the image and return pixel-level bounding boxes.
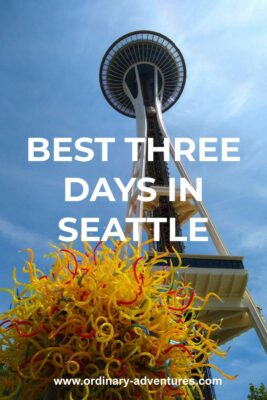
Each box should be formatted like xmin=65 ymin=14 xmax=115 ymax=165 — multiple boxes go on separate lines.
xmin=0 ymin=0 xmax=267 ymax=398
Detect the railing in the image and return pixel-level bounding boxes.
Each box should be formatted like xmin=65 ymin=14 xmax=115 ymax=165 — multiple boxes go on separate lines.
xmin=149 ymin=253 xmax=245 ymax=270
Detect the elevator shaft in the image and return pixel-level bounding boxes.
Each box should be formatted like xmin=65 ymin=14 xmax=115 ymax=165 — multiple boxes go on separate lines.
xmin=145 ymin=113 xmax=184 ymax=253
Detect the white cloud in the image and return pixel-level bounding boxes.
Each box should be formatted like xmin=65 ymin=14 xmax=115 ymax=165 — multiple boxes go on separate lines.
xmin=240 ymin=226 xmax=267 ymax=251
xmin=225 ymin=82 xmax=253 ymax=118
xmin=194 ymin=0 xmax=267 ymax=35
xmin=0 ymin=216 xmax=48 ymax=251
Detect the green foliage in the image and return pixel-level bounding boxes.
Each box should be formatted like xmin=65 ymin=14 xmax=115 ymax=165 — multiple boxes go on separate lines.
xmin=248 ymin=383 xmax=267 ymax=400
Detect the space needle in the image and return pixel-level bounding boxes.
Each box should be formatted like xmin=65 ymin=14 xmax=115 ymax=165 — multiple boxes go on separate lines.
xmin=99 ymin=29 xmax=267 ymax=367
xmin=100 ymin=30 xmax=186 ymax=253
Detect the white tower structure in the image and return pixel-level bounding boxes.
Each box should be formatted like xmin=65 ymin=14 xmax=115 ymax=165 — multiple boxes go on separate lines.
xmin=100 ymin=30 xmax=267 ymax=353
